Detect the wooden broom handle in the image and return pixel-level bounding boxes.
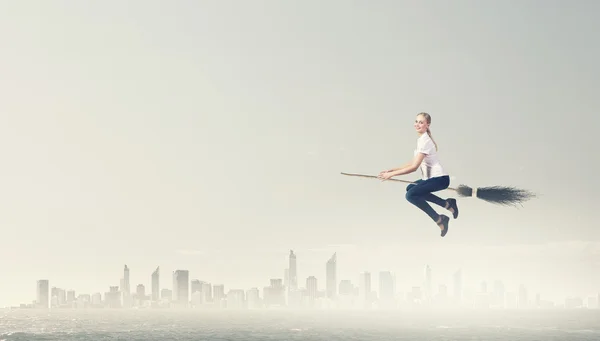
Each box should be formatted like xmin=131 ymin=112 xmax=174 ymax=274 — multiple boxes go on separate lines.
xmin=340 ymin=172 xmax=458 ymax=192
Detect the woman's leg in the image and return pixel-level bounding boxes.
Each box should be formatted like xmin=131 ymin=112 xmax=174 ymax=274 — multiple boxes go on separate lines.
xmin=405 ymin=176 xmax=450 ymax=222
xmin=406 ymin=178 xmax=458 ymax=218
xmin=405 ymin=176 xmax=452 ymax=236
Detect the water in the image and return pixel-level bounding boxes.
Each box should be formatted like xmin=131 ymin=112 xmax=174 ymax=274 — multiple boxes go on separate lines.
xmin=1 ymin=309 xmax=599 ymax=340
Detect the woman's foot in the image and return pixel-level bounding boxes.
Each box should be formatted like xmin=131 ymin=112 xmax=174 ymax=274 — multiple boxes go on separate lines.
xmin=437 ymin=215 xmax=450 ymax=237
xmin=445 ymin=198 xmax=459 ymax=219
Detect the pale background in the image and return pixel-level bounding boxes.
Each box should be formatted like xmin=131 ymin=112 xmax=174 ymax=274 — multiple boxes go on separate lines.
xmin=1 ymin=0 xmax=599 ymax=307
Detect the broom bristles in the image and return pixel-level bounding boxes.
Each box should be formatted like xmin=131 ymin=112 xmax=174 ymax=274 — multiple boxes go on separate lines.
xmin=456 ymin=184 xmax=536 ymax=206
xmin=455 ymin=185 xmax=473 ymax=197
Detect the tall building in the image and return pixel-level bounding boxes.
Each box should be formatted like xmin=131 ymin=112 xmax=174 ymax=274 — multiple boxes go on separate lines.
xmin=306 ymin=276 xmax=318 ymax=300
xmin=57 ymin=288 xmax=66 ymax=306
xmin=226 ymin=289 xmax=245 ymax=309
xmin=246 ymin=288 xmax=261 ymax=309
xmin=326 ymin=252 xmax=337 ymax=299
xmin=190 ymin=280 xmax=211 ymax=303
xmin=50 ymin=287 xmax=60 ymax=308
xmin=92 ymin=293 xmax=102 ymax=306
xmin=263 ymin=279 xmax=285 ymax=307
xmin=289 ymin=250 xmax=297 ymax=291
xmin=338 ymin=280 xmax=353 ymax=296
xmin=424 ymin=265 xmax=432 ymax=301
xmin=213 ymin=284 xmax=225 ymax=303
xmin=191 ymin=279 xmax=202 ymax=294
xmin=136 ymin=284 xmax=146 ymax=300
xmin=151 ymin=267 xmax=160 ymax=302
xmin=379 ymin=271 xmax=395 ymax=303
xmin=201 ymin=282 xmax=212 ymax=302
xmin=172 ymin=270 xmax=189 ymax=307
xmin=105 ymin=286 xmax=121 ymax=308
xmin=123 ymin=265 xmax=130 ymax=294
xmin=453 ymin=269 xmax=462 ymax=304
xmin=518 ymin=284 xmax=528 ymax=308
xmin=36 ymin=280 xmax=49 ymax=309
xmin=122 ymin=265 xmax=131 ymax=307
xmin=161 ymin=288 xmax=172 ymax=300
xmin=359 ymin=271 xmax=371 ymax=300
xmin=67 ymin=290 xmax=76 ymax=304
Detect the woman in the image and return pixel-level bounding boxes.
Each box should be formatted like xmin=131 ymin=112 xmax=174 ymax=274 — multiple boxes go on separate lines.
xmin=377 ymin=112 xmax=458 ymax=237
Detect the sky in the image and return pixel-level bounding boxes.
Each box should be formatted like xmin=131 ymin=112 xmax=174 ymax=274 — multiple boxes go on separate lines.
xmin=0 ymin=0 xmax=599 ymax=307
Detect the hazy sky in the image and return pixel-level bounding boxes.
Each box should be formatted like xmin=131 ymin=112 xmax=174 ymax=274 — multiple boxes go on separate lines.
xmin=1 ymin=0 xmax=599 ymax=307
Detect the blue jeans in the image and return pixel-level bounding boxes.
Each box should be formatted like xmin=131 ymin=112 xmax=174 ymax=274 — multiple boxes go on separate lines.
xmin=405 ymin=175 xmax=450 ymax=222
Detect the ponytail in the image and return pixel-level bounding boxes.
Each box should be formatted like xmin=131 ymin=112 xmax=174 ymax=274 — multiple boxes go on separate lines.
xmin=417 ymin=112 xmax=438 ymax=151
xmin=427 ymin=128 xmax=438 ymax=151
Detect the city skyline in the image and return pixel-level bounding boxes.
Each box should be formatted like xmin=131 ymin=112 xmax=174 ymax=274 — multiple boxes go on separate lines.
xmin=3 ymin=239 xmax=597 ymax=308
xmin=19 ymin=249 xmax=600 ymax=311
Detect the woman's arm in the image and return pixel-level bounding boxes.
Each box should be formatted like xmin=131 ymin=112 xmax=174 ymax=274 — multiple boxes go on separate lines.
xmin=380 ymin=162 xmax=411 ymax=174
xmin=379 ymin=153 xmax=426 ymax=179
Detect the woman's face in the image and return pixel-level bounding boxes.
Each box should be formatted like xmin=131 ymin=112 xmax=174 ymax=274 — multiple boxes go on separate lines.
xmin=414 ymin=115 xmax=429 ymax=134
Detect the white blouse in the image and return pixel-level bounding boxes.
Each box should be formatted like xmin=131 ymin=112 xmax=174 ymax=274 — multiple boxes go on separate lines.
xmin=414 ymin=133 xmax=447 ymax=180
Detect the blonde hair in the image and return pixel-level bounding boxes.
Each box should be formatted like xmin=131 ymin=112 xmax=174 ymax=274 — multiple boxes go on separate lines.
xmin=417 ymin=112 xmax=438 ymax=151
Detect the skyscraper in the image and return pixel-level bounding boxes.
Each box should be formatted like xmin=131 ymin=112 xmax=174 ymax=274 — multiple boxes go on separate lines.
xmin=424 ymin=265 xmax=432 ymax=301
xmin=306 ymin=276 xmax=318 ymax=301
xmin=67 ymin=290 xmax=76 ymax=304
xmin=151 ymin=266 xmax=160 ymax=302
xmin=493 ymin=280 xmax=505 ymax=308
xmin=172 ymin=270 xmax=189 ymax=307
xmin=122 ymin=265 xmax=131 ymax=307
xmin=50 ymin=287 xmax=59 ymax=308
xmin=339 ymin=280 xmax=353 ymax=296
xmin=263 ymin=279 xmax=285 ymax=307
xmin=288 ymin=250 xmax=297 ymax=291
xmin=36 ymin=280 xmax=49 ymax=309
xmin=106 ymin=286 xmax=121 ymax=308
xmin=326 ymin=252 xmax=337 ymax=299
xmin=213 ymin=284 xmax=225 ymax=303
xmin=246 ymin=288 xmax=260 ymax=309
xmin=359 ymin=271 xmax=371 ymax=301
xmin=123 ymin=265 xmax=130 ymax=294
xmin=453 ymin=269 xmax=462 ymax=304
xmin=136 ymin=284 xmax=146 ymax=299
xmin=191 ymin=279 xmax=202 ymax=294
xmin=518 ymin=284 xmax=528 ymax=308
xmin=379 ymin=271 xmax=395 ymax=303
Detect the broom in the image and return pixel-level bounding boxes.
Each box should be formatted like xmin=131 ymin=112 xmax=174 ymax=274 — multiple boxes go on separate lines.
xmin=340 ymin=172 xmax=537 ymax=207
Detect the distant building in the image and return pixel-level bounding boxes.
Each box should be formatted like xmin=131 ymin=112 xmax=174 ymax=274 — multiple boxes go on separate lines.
xmin=424 ymin=265 xmax=432 ymax=301
xmin=151 ymin=267 xmax=160 ymax=302
xmin=326 ymin=253 xmax=337 ymax=299
xmin=172 ymin=270 xmax=189 ymax=307
xmin=105 ymin=286 xmax=121 ymax=308
xmin=36 ymin=280 xmax=49 ymax=309
xmin=289 ymin=250 xmax=297 ymax=291
xmin=306 ymin=276 xmax=318 ymax=300
xmin=161 ymin=288 xmax=172 ymax=300
xmin=360 ymin=272 xmax=371 ymax=301
xmin=453 ymin=269 xmax=462 ymax=304
xmin=379 ymin=271 xmax=395 ymax=307
xmin=263 ymin=279 xmax=285 ymax=307
xmin=213 ymin=284 xmax=225 ymax=303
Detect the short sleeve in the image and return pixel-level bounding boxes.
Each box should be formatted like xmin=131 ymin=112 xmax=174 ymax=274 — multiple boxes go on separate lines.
xmin=417 ymin=136 xmax=435 ymax=155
